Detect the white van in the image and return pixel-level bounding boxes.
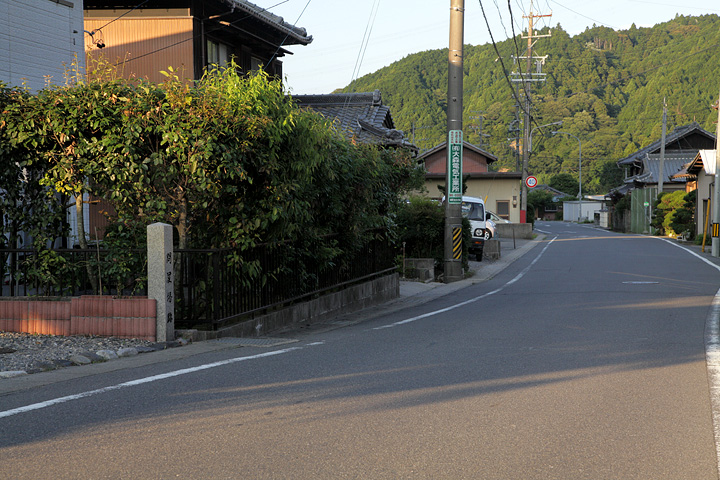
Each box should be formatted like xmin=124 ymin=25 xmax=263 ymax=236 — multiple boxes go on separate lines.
xmin=460 ymin=196 xmax=490 ymax=261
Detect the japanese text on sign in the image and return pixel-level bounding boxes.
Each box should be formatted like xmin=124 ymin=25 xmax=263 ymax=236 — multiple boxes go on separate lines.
xmin=447 ymin=130 xmax=463 ymax=204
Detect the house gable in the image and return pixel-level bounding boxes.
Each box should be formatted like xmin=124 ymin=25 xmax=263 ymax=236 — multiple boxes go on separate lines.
xmin=421 ymin=141 xmax=497 ymax=175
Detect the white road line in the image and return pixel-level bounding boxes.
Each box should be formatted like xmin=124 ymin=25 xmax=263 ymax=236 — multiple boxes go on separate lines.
xmin=373 ymin=236 xmax=557 ymax=330
xmin=658 ymin=238 xmax=720 ymax=477
xmin=0 ymin=347 xmax=303 ymax=419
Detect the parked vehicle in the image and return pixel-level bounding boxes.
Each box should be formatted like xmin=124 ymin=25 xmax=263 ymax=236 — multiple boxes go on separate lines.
xmin=487 ymin=211 xmax=511 ymax=224
xmin=460 ymin=196 xmax=490 ymax=261
xmin=484 ymin=218 xmax=497 ymax=240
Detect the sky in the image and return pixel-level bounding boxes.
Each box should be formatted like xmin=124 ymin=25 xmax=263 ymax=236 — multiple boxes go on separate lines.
xmin=261 ymin=0 xmax=720 ymax=95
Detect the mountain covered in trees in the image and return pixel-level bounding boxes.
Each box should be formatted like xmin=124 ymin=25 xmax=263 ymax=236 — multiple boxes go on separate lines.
xmin=339 ymin=14 xmax=720 ymax=194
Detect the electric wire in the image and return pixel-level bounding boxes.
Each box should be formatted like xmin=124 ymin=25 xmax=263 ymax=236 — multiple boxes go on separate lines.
xmin=93 ymin=0 xmax=151 ymax=32
xmin=477 ymin=0 xmax=529 ymax=119
xmin=549 ymin=0 xmax=615 ymax=29
xmin=491 ymin=0 xmax=511 ymax=39
xmin=267 ymin=0 xmax=313 ymax=67
xmin=349 ymin=0 xmax=382 ymax=87
xmin=107 ymin=1 xmax=293 ymax=69
xmin=341 ymin=0 xmax=382 ymax=118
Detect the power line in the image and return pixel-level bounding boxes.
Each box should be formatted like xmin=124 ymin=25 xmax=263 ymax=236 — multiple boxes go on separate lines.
xmin=349 ymin=0 xmax=382 ymax=86
xmin=548 ymin=0 xmax=615 ymax=29
xmin=267 ymin=0 xmax=313 ymax=67
xmin=107 ymin=1 xmax=294 ymax=70
xmin=94 ymin=0 xmax=151 ymax=32
xmin=477 ymin=0 xmax=530 ymax=120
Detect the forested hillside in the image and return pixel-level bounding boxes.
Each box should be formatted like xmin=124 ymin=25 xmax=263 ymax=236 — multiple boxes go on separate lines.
xmin=340 ymin=14 xmax=720 ymax=194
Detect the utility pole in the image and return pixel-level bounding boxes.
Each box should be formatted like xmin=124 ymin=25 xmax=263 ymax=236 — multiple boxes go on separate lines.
xmin=444 ymin=0 xmax=464 ymax=283
xmin=658 ymin=99 xmax=667 ymax=195
xmin=512 ymin=0 xmax=551 ymax=223
xmin=713 ymin=87 xmax=720 ymax=256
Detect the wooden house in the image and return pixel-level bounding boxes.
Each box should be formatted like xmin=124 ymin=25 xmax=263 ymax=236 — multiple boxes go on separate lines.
xmin=613 ymin=122 xmax=715 ymax=234
xmin=84 ymin=0 xmax=313 ymax=83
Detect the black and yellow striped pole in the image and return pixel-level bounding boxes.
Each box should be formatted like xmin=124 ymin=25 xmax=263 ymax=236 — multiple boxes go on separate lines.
xmin=452 ymin=226 xmax=463 ymax=260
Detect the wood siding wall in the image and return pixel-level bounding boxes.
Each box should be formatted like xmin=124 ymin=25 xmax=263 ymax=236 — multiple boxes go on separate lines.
xmin=85 ymin=17 xmax=195 ymax=83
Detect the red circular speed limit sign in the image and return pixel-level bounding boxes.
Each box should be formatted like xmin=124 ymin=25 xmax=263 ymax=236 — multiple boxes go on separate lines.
xmin=525 ymin=176 xmax=538 ymax=188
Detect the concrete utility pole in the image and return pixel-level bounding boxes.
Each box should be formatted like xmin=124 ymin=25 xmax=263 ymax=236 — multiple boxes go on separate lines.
xmin=713 ymin=87 xmax=720 ymax=257
xmin=514 ymin=0 xmax=551 ymax=223
xmin=444 ymin=0 xmax=464 ymax=283
xmin=658 ymin=99 xmax=667 ymax=195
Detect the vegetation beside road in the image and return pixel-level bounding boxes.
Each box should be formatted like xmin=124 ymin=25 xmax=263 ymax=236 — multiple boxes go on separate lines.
xmin=0 ymin=60 xmax=424 ymax=292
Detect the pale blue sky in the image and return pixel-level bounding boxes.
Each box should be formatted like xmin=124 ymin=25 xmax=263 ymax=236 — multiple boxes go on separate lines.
xmin=263 ymin=0 xmax=720 ymax=94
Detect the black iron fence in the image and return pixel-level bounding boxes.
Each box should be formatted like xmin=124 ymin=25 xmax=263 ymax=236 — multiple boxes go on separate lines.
xmin=175 ymin=234 xmax=396 ymax=330
xmin=0 ymin=248 xmax=147 ymax=297
xmin=0 ymin=233 xmax=397 ymax=330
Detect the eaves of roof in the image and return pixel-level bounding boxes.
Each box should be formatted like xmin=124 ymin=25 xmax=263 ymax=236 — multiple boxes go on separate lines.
xmin=686 ymin=149 xmax=718 ymax=176
xmin=292 ymin=91 xmax=417 ymax=153
xmin=419 ymin=141 xmax=498 ymax=164
xmin=224 ymin=0 xmax=312 ymax=45
xmin=616 ymin=122 xmax=715 ymax=167
xmin=425 ymin=171 xmax=521 ymax=179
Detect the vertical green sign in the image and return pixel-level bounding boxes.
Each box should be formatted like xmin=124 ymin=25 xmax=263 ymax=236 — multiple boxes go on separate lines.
xmin=448 ymin=130 xmax=463 ymax=204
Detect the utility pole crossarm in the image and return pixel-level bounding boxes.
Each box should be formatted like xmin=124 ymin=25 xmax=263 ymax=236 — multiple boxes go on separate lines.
xmin=519 ymin=0 xmax=551 ymax=224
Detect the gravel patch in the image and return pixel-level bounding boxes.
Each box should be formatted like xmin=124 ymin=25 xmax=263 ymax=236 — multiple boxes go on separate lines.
xmin=0 ymin=332 xmax=187 ymax=375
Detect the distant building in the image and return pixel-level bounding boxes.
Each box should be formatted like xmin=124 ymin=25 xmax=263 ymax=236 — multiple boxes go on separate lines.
xmin=293 ymin=90 xmax=417 ymax=153
xmin=420 ymin=141 xmax=522 ymax=222
xmin=611 ymin=122 xmax=715 ymax=234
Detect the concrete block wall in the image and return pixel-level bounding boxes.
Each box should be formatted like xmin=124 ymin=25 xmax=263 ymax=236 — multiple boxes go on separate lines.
xmin=495 ymin=223 xmax=533 ymax=239
xmin=183 ymin=274 xmax=400 ymax=341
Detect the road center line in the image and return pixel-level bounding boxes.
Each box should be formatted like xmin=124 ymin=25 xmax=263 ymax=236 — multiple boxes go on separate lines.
xmin=373 ymin=236 xmax=557 ymax=330
xmin=0 ymin=347 xmax=303 ymax=419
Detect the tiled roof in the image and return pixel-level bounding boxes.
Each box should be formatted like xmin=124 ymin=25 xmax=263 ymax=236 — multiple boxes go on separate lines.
xmin=227 ymin=0 xmax=312 ymax=45
xmin=630 ymin=152 xmax=695 ymax=184
xmin=292 ymin=90 xmax=417 ymax=152
xmin=617 ymin=122 xmax=715 ymax=166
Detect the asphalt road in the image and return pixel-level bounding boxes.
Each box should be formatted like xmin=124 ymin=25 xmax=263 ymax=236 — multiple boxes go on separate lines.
xmin=1 ymin=222 xmax=719 ymax=479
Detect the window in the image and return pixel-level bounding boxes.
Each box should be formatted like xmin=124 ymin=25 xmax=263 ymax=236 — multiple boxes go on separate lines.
xmin=251 ymin=56 xmax=263 ymax=72
xmin=496 ymin=200 xmax=510 ymax=220
xmin=461 ymin=201 xmax=485 ymax=221
xmin=207 ymin=40 xmax=229 ymax=68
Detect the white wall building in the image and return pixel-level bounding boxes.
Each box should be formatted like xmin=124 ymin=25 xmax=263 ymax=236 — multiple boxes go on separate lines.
xmin=0 ymin=0 xmax=85 ymax=92
xmin=563 ymin=200 xmax=606 ymax=223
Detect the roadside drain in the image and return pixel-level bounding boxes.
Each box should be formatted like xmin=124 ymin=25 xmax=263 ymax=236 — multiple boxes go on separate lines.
xmin=210 ymin=337 xmax=299 ymax=347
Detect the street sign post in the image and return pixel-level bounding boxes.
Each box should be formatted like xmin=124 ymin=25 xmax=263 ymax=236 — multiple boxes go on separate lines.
xmin=448 ymin=130 xmax=463 ymax=204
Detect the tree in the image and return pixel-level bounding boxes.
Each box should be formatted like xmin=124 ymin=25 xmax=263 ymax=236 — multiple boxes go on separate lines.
xmin=670 ymin=189 xmax=696 ymax=239
xmin=548 ymin=173 xmax=579 ymax=197
xmin=651 ymin=190 xmax=686 ymax=235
